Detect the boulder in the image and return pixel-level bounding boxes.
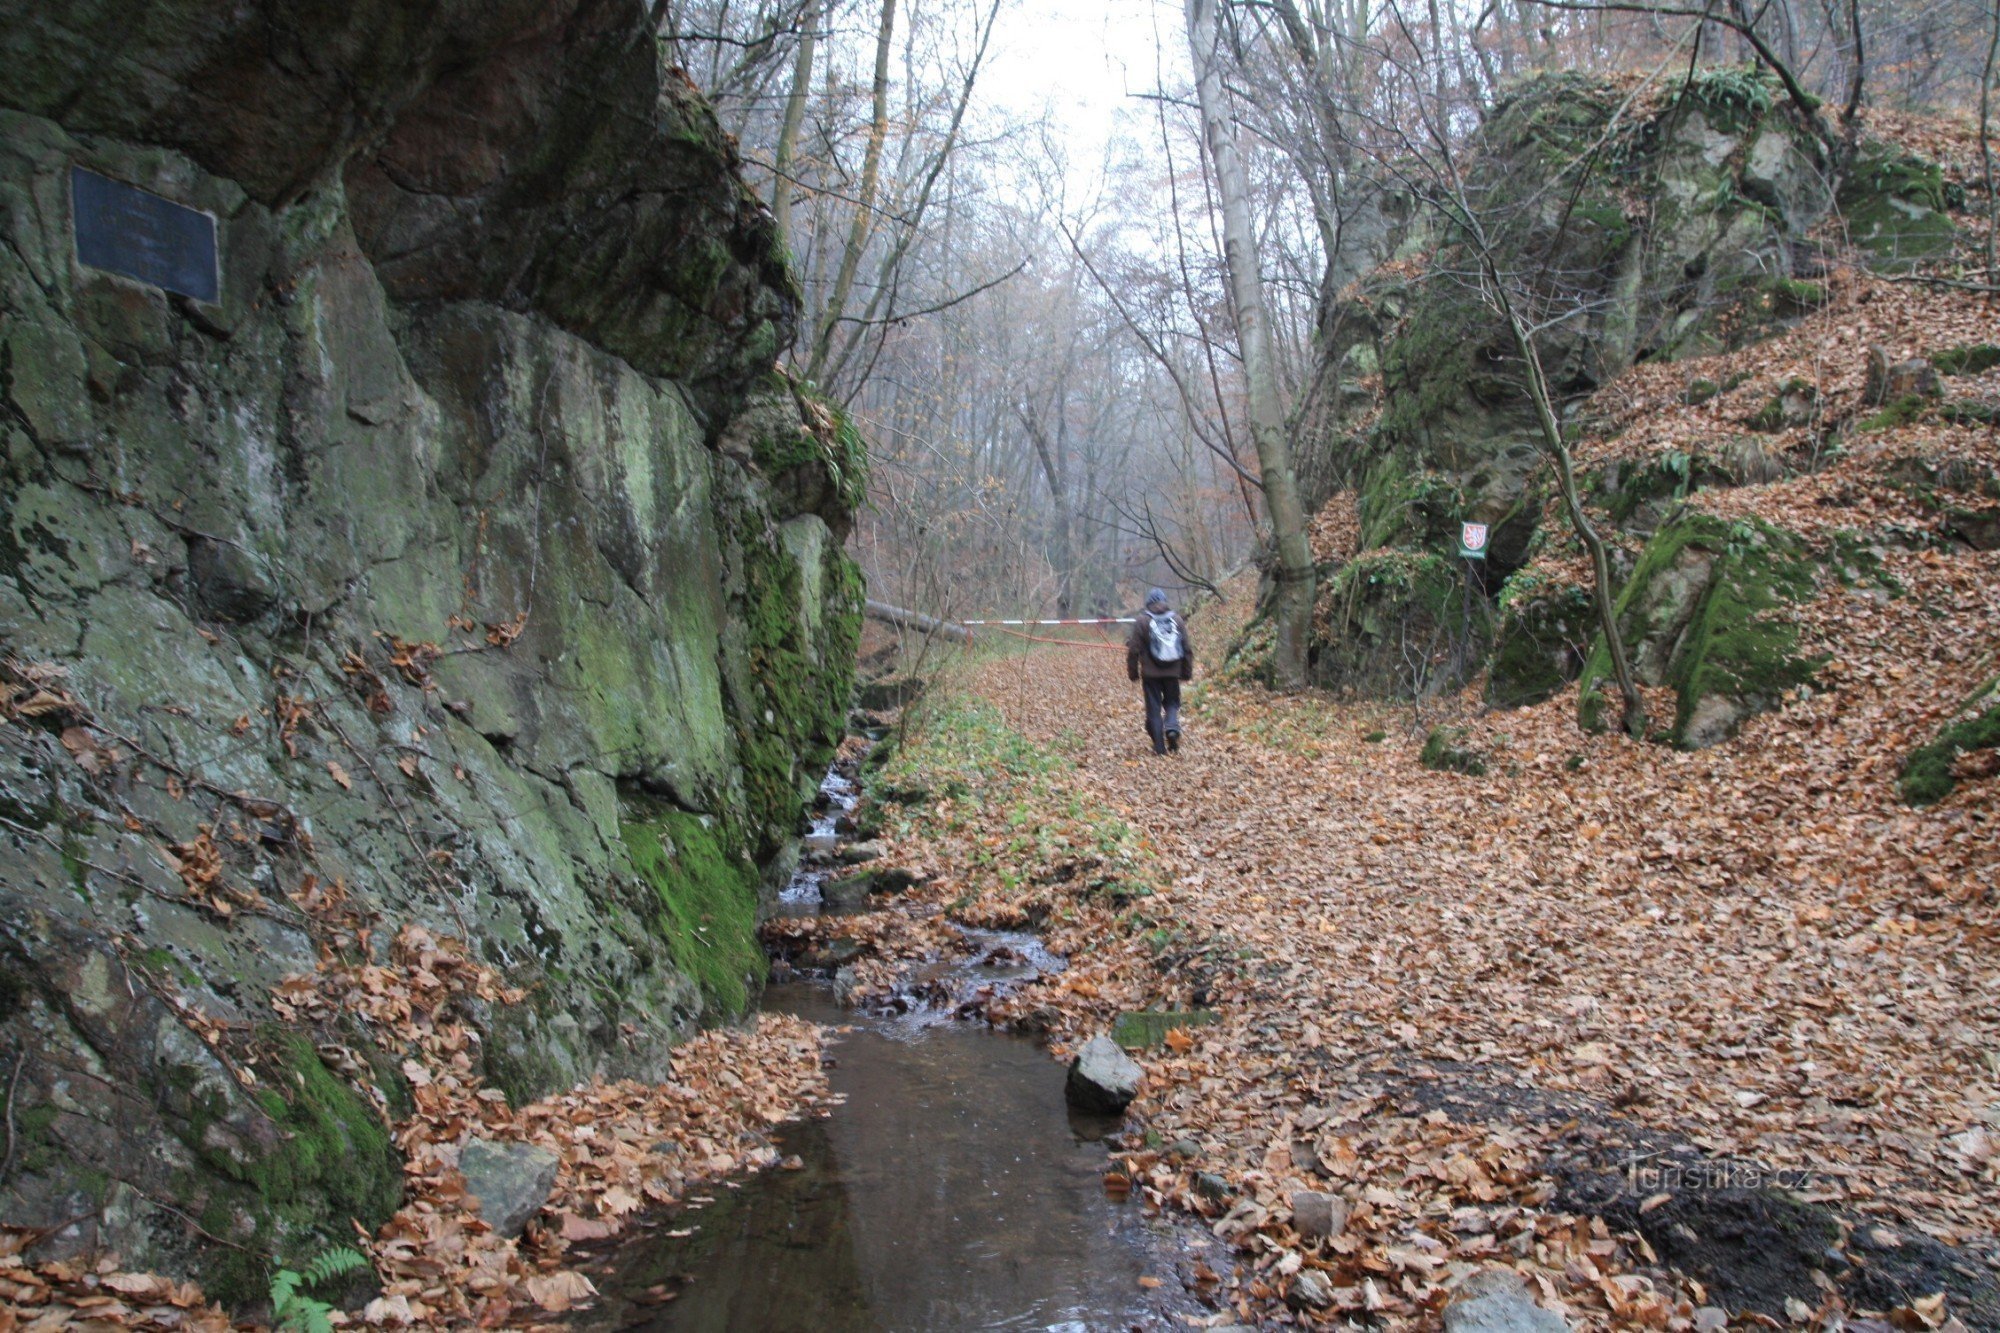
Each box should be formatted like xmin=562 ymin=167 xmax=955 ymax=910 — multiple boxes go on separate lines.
xmin=820 ymin=871 xmax=876 ymax=912
xmin=837 ymin=840 xmax=886 ymax=865
xmin=1291 ymin=1189 xmax=1350 ymax=1242
xmin=1064 ymin=1035 xmax=1144 ymax=1114
xmin=1578 ymin=513 xmax=1819 ymax=746
xmin=1445 ymin=1270 xmax=1571 ymax=1333
xmin=460 ymin=1138 xmax=560 ymax=1238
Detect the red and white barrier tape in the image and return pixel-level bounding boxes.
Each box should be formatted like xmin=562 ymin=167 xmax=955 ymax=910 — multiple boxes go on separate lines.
xmin=959 ymin=617 xmax=1139 ymax=626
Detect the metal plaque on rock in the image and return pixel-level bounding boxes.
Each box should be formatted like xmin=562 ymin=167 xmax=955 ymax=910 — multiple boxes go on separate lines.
xmin=71 ymin=167 xmax=219 ymax=303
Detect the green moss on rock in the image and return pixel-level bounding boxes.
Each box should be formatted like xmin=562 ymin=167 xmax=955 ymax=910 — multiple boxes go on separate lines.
xmin=1310 ymin=550 xmax=1488 ymax=698
xmin=1837 ymin=143 xmax=1958 ymax=270
xmin=1932 ymin=344 xmax=2000 ymax=377
xmin=622 ymin=809 xmax=765 ymax=1017
xmin=1419 ymin=725 xmax=1488 ymax=775
xmin=1578 ymin=513 xmax=1821 ymax=746
xmin=1901 ymin=677 xmax=2000 ymax=807
xmin=1488 ymin=581 xmax=1595 ymax=708
xmin=191 ymin=1034 xmax=402 ymax=1306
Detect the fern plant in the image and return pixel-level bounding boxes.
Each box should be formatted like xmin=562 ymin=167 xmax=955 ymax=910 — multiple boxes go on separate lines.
xmin=269 ymin=1246 xmax=369 ymax=1333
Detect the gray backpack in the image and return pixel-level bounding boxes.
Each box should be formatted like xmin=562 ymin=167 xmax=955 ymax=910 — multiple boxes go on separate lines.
xmin=1146 ymin=612 xmax=1183 ymax=663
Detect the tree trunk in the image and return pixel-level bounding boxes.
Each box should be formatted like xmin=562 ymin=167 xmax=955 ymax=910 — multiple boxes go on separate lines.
xmin=770 ymin=0 xmax=819 ymax=245
xmin=1981 ymin=0 xmax=1998 ymax=281
xmin=808 ymin=0 xmax=896 ymax=381
xmin=1185 ymin=0 xmax=1316 ymax=688
xmin=1486 ymin=269 xmax=1647 ymax=738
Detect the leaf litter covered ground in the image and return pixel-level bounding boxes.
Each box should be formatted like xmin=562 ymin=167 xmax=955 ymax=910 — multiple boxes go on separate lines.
xmin=803 ymin=521 xmax=1998 ymax=1330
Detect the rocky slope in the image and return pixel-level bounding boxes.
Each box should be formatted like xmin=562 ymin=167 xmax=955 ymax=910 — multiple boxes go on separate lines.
xmin=0 ymin=0 xmax=861 ymax=1297
xmin=1272 ymin=70 xmax=1991 ymax=752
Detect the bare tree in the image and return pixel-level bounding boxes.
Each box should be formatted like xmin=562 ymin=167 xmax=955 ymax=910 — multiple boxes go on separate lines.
xmin=1187 ymin=0 xmax=1318 ymax=687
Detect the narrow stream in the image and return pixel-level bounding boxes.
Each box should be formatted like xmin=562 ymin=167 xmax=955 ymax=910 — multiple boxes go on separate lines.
xmin=577 ymin=764 xmax=1204 ymax=1331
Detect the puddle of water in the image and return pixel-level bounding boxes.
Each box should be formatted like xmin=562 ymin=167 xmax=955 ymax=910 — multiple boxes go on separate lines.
xmin=580 ymin=979 xmax=1197 ymax=1332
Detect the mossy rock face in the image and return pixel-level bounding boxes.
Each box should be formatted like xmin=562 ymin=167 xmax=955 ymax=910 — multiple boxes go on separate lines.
xmin=621 ymin=805 xmax=766 ymax=1018
xmin=1900 ymin=678 xmax=2000 ymax=807
xmin=1488 ymin=582 xmax=1596 ymax=709
xmin=1419 ymin=726 xmax=1488 ymax=776
xmin=1578 ymin=513 xmax=1822 ymax=746
xmin=1837 ymin=142 xmax=1959 ymax=271
xmin=1277 ymin=69 xmax=1845 ymax=685
xmin=1308 ymin=551 xmax=1491 ymax=699
xmin=0 ymin=0 xmax=865 ymax=1299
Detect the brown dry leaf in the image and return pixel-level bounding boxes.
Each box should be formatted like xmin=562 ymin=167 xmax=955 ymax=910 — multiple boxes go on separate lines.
xmin=524 ymin=1269 xmax=597 ymax=1312
xmin=328 ymin=760 xmax=353 ymax=791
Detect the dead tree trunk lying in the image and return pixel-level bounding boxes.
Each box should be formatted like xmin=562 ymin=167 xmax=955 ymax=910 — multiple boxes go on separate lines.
xmin=863 ymin=599 xmax=972 ymax=643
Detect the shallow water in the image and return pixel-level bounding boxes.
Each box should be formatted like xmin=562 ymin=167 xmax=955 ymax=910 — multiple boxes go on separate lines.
xmin=580 ymin=980 xmax=1196 ymax=1332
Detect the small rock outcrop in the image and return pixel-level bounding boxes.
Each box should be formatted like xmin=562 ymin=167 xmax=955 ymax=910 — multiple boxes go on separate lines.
xmin=460 ymin=1139 xmax=561 ymax=1239
xmin=1064 ymin=1035 xmax=1144 ymax=1114
xmin=1444 ymin=1270 xmax=1572 ymax=1333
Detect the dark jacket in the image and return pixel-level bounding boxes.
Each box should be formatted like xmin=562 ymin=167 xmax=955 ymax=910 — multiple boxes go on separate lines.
xmin=1128 ymin=611 xmax=1194 ymax=682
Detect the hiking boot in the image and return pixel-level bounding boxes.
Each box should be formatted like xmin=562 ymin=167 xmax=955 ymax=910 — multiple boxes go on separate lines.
xmin=1166 ymin=729 xmax=1181 ymax=753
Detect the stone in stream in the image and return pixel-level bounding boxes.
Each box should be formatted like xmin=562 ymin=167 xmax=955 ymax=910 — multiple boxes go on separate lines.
xmin=1192 ymin=1171 xmax=1231 ymax=1202
xmin=837 ymin=839 xmax=886 ymax=864
xmin=1290 ymin=1189 xmax=1349 ymax=1242
xmin=1444 ymin=1269 xmax=1572 ymax=1333
xmin=1063 ymin=1035 xmax=1144 ymax=1114
xmin=821 ymin=871 xmax=876 ymax=910
xmin=460 ymin=1138 xmax=560 ymax=1238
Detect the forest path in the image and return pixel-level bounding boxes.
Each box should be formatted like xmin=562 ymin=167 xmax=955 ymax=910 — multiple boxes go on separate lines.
xmin=942 ymin=625 xmax=1999 ymax=1321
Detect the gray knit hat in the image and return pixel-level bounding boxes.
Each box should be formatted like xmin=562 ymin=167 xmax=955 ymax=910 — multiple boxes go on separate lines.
xmin=1145 ymin=588 xmax=1169 ymax=610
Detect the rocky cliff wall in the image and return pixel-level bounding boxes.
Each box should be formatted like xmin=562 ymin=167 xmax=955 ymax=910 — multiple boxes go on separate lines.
xmin=1274 ymin=71 xmax=1966 ymax=741
xmin=0 ymin=0 xmax=861 ymax=1295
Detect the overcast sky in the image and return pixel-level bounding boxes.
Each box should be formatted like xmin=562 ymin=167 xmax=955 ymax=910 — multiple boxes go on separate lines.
xmin=976 ymin=0 xmax=1187 ymax=199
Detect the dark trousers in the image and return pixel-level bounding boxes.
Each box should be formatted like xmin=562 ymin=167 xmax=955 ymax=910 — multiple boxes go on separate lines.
xmin=1141 ymin=677 xmax=1182 ymax=753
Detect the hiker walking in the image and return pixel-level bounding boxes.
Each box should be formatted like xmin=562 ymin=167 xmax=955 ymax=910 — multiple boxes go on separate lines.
xmin=1127 ymin=588 xmax=1193 ymax=756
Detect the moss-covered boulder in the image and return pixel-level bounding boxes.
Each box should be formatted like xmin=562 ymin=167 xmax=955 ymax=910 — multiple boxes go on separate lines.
xmin=1900 ymin=677 xmax=2000 ymax=807
xmin=1578 ymin=514 xmax=1821 ymax=746
xmin=1488 ymin=580 xmax=1596 ymax=709
xmin=1837 ymin=142 xmax=1960 ymax=271
xmin=1419 ymin=726 xmax=1489 ymax=775
xmin=1308 ymin=551 xmax=1491 ymax=699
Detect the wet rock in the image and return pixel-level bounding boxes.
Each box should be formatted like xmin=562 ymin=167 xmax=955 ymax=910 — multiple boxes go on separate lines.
xmin=1064 ymin=1035 xmax=1143 ymax=1114
xmin=1192 ymin=1172 xmax=1231 ymax=1202
xmin=803 ymin=831 xmax=839 ymax=857
xmin=821 ymin=872 xmax=876 ymax=911
xmin=871 ymin=865 xmax=926 ymax=895
xmin=837 ymin=840 xmax=885 ymax=865
xmin=460 ymin=1138 xmax=559 ymax=1238
xmin=1287 ymin=1269 xmax=1335 ymax=1310
xmin=1291 ymin=1189 xmax=1349 ymax=1242
xmin=1444 ymin=1269 xmax=1571 ymax=1333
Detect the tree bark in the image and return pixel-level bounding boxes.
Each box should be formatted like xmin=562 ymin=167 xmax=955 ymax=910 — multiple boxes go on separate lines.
xmin=1185 ymin=0 xmax=1317 ymax=689
xmin=808 ymin=0 xmax=897 ymax=381
xmin=864 ymin=599 xmax=972 ymax=643
xmin=769 ymin=0 xmax=819 ymax=245
xmin=1483 ymin=261 xmax=1647 ymax=738
xmin=1981 ymin=0 xmax=1999 ymax=280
